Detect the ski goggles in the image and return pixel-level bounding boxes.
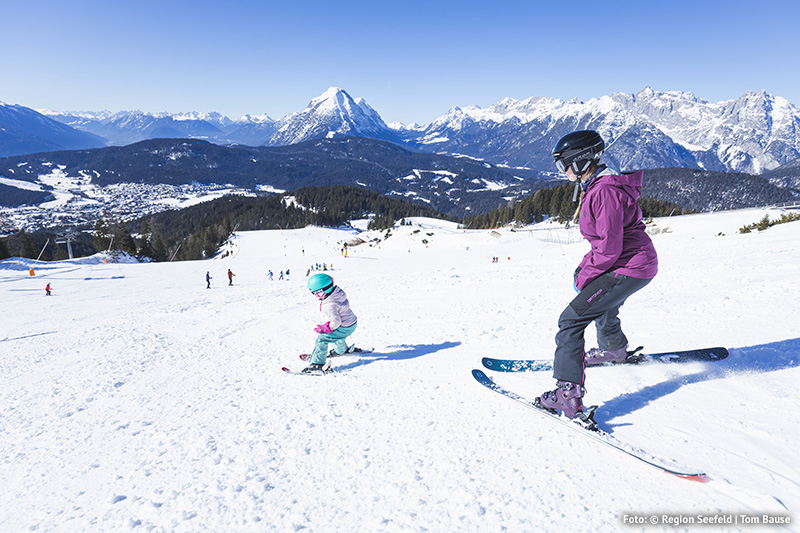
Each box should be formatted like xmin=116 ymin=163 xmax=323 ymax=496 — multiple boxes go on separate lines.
xmin=311 ymin=288 xmax=329 ymax=300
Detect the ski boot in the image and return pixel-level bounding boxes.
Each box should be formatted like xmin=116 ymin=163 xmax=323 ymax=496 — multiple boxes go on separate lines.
xmin=328 ymin=344 xmax=372 ymax=357
xmin=301 ymin=362 xmax=333 ymax=375
xmin=536 ymin=381 xmax=598 ymax=430
xmin=329 ymin=345 xmax=357 ymax=356
xmin=585 ymin=346 xmax=630 ymax=366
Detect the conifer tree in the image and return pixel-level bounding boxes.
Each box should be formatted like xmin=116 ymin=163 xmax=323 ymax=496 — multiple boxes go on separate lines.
xmin=138 ymin=220 xmax=154 ymax=259
xmin=150 ymin=234 xmax=168 ymax=262
xmin=114 ymin=221 xmax=137 ymax=256
xmin=93 ymin=217 xmax=112 ymax=251
xmin=18 ymin=230 xmax=36 ymax=259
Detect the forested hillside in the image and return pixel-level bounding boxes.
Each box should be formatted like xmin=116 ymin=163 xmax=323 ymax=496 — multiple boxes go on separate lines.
xmin=0 ymin=186 xmax=456 ymax=262
xmin=130 ymin=185 xmax=457 ymax=261
xmin=463 ymin=182 xmax=694 ymax=228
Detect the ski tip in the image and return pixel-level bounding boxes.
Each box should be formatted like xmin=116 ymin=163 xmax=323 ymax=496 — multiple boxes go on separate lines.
xmin=481 ymin=357 xmax=494 ymax=368
xmin=472 ymin=369 xmax=500 ymax=389
xmin=351 ymin=346 xmax=375 ymax=353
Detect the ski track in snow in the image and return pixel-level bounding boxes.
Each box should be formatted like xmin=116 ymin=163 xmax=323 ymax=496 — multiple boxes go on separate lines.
xmin=1 ymin=210 xmax=799 ymax=532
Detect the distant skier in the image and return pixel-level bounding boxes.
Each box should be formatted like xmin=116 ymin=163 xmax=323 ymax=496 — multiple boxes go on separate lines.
xmin=537 ymin=130 xmax=658 ymax=421
xmin=228 ymin=269 xmax=235 ymax=286
xmin=268 ymin=270 xmax=273 ymax=281
xmin=206 ymin=272 xmax=212 ymax=289
xmin=301 ymin=273 xmax=358 ymax=374
xmin=279 ymin=271 xmax=284 ymax=281
xmin=45 ymin=283 xmax=51 ymax=296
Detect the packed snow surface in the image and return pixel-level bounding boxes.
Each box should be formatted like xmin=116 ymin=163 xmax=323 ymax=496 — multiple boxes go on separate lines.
xmin=2 ymin=208 xmax=799 ymax=532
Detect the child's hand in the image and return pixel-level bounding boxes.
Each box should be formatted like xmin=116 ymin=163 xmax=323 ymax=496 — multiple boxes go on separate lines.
xmin=314 ymin=322 xmax=333 ymax=333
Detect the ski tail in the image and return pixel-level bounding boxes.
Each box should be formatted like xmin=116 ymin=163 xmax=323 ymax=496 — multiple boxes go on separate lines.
xmin=649 ymin=346 xmax=728 ymax=363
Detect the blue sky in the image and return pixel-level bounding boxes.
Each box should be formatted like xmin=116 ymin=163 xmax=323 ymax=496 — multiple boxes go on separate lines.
xmin=2 ymin=0 xmax=798 ymax=124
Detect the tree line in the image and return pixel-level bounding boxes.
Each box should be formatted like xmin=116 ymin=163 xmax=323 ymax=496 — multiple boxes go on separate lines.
xmin=463 ymin=182 xmax=695 ymax=229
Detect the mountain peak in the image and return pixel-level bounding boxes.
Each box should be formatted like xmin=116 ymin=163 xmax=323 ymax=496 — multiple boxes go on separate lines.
xmin=266 ymin=88 xmax=394 ymax=146
xmin=309 ymin=87 xmax=351 ymax=107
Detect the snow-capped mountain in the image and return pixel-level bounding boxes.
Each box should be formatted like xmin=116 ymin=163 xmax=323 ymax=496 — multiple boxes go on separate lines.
xmin=39 ymin=110 xmax=234 ymax=146
xmin=265 ymin=87 xmax=399 ymax=146
xmin=412 ymin=88 xmax=800 ymax=175
xmin=11 ymin=87 xmax=800 ymax=178
xmin=38 ymin=89 xmax=399 ymax=149
xmin=0 ymin=102 xmax=105 ymax=157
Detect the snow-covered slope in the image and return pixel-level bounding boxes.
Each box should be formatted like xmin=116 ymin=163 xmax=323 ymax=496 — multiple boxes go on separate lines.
xmin=1 ymin=209 xmax=798 ymax=531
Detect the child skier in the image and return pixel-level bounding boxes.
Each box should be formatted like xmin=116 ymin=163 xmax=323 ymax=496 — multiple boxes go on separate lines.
xmin=537 ymin=130 xmax=658 ymax=423
xmin=302 ymin=273 xmax=358 ymax=374
xmin=228 ymin=269 xmax=235 ymax=286
xmin=45 ymin=283 xmax=51 ymax=296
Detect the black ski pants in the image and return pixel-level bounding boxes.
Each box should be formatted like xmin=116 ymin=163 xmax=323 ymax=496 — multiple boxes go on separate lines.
xmin=553 ymin=272 xmax=653 ymax=385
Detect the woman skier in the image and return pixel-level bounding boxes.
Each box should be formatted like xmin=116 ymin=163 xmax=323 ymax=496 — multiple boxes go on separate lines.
xmin=302 ymin=273 xmax=358 ymax=374
xmin=537 ymin=130 xmax=658 ymax=424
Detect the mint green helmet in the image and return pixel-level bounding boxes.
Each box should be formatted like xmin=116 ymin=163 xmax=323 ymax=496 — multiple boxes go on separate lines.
xmin=307 ymin=273 xmax=334 ymax=297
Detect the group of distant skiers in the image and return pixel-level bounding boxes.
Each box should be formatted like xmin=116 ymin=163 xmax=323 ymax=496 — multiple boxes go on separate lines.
xmin=205 ymin=267 xmax=300 ymax=288
xmin=267 ymin=269 xmax=290 ymax=281
xmin=205 ymin=269 xmax=236 ymax=288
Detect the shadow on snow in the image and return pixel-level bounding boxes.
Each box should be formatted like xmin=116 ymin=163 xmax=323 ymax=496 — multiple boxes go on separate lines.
xmin=334 ymin=341 xmax=461 ymax=371
xmin=601 ymin=337 xmax=800 ymax=430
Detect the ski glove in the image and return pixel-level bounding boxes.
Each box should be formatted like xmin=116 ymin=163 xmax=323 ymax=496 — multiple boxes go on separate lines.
xmin=315 ymin=322 xmax=334 ymax=334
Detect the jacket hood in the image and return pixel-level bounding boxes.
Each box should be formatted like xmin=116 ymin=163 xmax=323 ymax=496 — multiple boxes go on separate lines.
xmin=587 ymin=169 xmax=644 ymax=201
xmin=325 ymin=286 xmax=347 ymax=304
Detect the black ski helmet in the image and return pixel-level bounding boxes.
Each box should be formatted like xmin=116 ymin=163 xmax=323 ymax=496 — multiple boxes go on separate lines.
xmin=552 ymin=130 xmax=605 ymax=175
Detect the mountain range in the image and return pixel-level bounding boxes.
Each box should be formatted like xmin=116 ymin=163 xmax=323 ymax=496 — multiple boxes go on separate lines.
xmin=2 ymin=87 xmax=798 ymax=181
xmin=1 ymin=87 xmax=799 ymax=233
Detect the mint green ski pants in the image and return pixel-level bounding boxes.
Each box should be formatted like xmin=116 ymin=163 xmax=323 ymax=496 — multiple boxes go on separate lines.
xmin=310 ymin=322 xmax=358 ymax=364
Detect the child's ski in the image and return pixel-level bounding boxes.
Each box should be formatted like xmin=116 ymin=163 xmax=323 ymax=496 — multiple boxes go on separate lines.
xmin=299 ymin=346 xmax=374 ymax=361
xmin=281 ymin=365 xmax=336 ymax=376
xmin=472 ymin=369 xmax=709 ymax=482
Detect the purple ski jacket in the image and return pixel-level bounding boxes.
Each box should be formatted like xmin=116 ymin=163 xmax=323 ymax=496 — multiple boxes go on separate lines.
xmin=575 ymin=169 xmax=658 ymax=290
